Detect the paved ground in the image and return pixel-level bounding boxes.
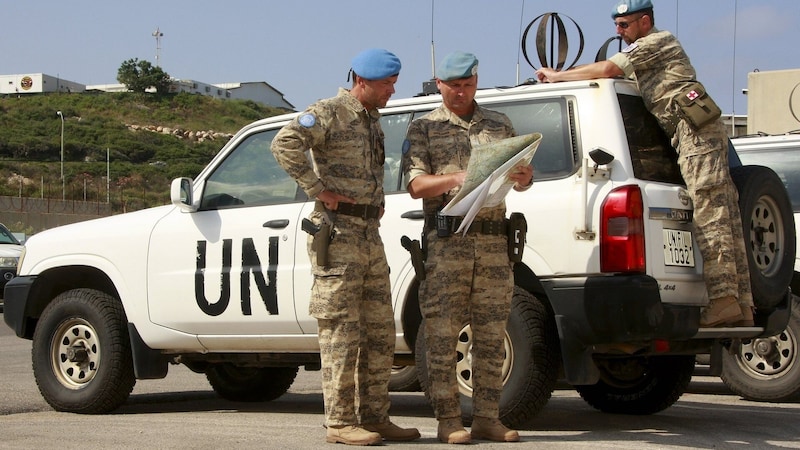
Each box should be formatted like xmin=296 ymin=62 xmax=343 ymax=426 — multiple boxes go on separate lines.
xmin=2 ymin=316 xmax=799 ymax=449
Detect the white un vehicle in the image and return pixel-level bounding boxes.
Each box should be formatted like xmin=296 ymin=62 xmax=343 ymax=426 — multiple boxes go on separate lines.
xmin=4 ymin=78 xmax=795 ymax=426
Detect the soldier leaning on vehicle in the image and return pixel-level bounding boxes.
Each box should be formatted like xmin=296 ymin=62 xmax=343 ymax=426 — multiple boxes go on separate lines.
xmin=536 ymin=0 xmax=754 ymax=328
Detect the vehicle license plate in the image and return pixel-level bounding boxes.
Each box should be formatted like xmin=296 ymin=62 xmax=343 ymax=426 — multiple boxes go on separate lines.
xmin=663 ymin=229 xmax=695 ymax=267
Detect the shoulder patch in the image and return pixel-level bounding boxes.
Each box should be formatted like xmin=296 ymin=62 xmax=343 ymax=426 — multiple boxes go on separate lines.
xmin=402 ymin=139 xmax=411 ymax=155
xmin=298 ymin=113 xmax=316 ymax=128
xmin=622 ymin=42 xmax=638 ymax=53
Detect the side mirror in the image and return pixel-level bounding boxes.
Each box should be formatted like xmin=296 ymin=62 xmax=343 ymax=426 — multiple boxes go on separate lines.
xmin=170 ymin=177 xmax=195 ymax=211
xmin=589 ymin=148 xmax=615 ymax=166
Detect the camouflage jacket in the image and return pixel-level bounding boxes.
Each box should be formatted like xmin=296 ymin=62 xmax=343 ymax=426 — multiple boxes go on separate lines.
xmin=403 ymin=102 xmax=515 ymax=221
xmin=611 ymin=29 xmax=711 ymax=140
xmin=270 ymin=88 xmax=385 ymax=207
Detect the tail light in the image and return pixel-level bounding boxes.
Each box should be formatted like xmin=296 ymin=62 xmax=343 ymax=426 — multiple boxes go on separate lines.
xmin=600 ymin=185 xmax=645 ymax=273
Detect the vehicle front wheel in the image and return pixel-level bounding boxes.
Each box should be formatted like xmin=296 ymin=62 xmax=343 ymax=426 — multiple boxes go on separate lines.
xmin=206 ymin=364 xmax=298 ymax=402
xmin=389 ymin=365 xmax=421 ymax=392
xmin=31 ymin=288 xmax=136 ymax=414
xmin=576 ymin=355 xmax=694 ymax=415
xmin=721 ymin=295 xmax=800 ymax=402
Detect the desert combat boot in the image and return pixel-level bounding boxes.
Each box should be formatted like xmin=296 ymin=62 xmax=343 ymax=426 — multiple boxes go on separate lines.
xmin=700 ymin=295 xmax=743 ymax=327
xmin=470 ymin=416 xmax=520 ymax=442
xmin=437 ymin=417 xmax=471 ymax=444
xmin=362 ymin=421 xmax=421 ymax=441
xmin=325 ymin=425 xmax=382 ymax=446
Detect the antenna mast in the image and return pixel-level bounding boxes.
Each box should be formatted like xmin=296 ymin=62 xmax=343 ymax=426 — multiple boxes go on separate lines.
xmin=430 ymin=0 xmax=436 ymax=79
xmin=516 ymin=0 xmax=526 ymax=85
xmin=152 ymin=27 xmax=164 ymax=67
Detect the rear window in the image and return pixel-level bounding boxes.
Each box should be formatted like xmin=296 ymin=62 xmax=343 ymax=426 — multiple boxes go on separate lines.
xmin=618 ymin=94 xmax=684 ymax=185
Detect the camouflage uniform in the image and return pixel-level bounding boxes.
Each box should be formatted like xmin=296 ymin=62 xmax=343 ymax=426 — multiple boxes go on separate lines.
xmin=404 ymin=102 xmax=515 ymax=420
xmin=609 ymin=29 xmax=753 ymax=308
xmin=271 ymin=88 xmax=395 ymax=427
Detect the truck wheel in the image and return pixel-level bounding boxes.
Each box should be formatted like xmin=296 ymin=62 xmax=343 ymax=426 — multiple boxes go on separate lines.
xmin=414 ymin=287 xmax=559 ymax=428
xmin=31 ymin=288 xmax=135 ymax=414
xmin=389 ymin=365 xmax=421 ymax=392
xmin=575 ymin=354 xmax=694 ymax=415
xmin=730 ymin=165 xmax=796 ymax=310
xmin=721 ymin=295 xmax=800 ymax=401
xmin=206 ymin=364 xmax=298 ymax=402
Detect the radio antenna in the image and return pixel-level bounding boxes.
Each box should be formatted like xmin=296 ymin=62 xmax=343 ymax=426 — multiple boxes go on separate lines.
xmin=516 ymin=0 xmax=526 ymax=85
xmin=430 ymin=0 xmax=436 ymax=79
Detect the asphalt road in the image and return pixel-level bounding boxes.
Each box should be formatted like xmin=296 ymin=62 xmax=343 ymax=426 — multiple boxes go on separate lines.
xmin=1 ymin=315 xmax=799 ymax=450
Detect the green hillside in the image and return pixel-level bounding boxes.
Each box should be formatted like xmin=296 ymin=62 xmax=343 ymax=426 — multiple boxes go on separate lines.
xmin=0 ymin=91 xmax=290 ymax=214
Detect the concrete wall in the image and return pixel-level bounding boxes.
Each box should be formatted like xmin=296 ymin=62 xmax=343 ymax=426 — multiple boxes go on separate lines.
xmin=746 ymin=69 xmax=800 ymax=135
xmin=0 ymin=196 xmax=111 ymax=234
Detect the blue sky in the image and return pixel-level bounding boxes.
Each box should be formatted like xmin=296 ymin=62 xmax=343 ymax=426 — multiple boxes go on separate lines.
xmin=4 ymin=0 xmax=798 ymax=115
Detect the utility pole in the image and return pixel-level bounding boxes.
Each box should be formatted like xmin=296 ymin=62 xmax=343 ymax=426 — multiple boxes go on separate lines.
xmin=152 ymin=27 xmax=164 ymax=67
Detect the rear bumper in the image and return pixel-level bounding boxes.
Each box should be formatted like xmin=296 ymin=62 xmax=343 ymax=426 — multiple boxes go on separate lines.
xmin=545 ymin=274 xmax=698 ymax=345
xmin=544 ymin=273 xmax=698 ymax=385
xmin=543 ymin=273 xmax=792 ymax=384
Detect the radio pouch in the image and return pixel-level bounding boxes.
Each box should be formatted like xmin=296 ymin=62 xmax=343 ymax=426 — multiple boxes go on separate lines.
xmin=507 ymin=212 xmax=527 ymax=263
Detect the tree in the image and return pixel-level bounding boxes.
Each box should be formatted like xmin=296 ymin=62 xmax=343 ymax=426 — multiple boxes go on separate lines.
xmin=116 ymin=58 xmax=172 ymax=94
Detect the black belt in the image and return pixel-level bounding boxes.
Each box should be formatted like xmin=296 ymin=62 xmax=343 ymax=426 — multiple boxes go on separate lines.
xmin=315 ymin=201 xmax=380 ymax=220
xmin=425 ymin=215 xmax=508 ymax=235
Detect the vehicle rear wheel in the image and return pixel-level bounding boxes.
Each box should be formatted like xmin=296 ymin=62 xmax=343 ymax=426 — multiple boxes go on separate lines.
xmin=31 ymin=288 xmax=135 ymax=414
xmin=730 ymin=165 xmax=796 ymax=310
xmin=721 ymin=295 xmax=800 ymax=401
xmin=415 ymin=287 xmax=559 ymax=428
xmin=206 ymin=364 xmax=298 ymax=402
xmin=575 ymin=355 xmax=694 ymax=415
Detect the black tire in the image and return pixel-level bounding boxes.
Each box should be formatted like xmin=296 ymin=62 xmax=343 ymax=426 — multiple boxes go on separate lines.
xmin=415 ymin=287 xmax=559 ymax=428
xmin=575 ymin=355 xmax=694 ymax=415
xmin=31 ymin=288 xmax=136 ymax=414
xmin=206 ymin=364 xmax=298 ymax=402
xmin=389 ymin=365 xmax=421 ymax=392
xmin=730 ymin=165 xmax=796 ymax=310
xmin=721 ymin=295 xmax=800 ymax=402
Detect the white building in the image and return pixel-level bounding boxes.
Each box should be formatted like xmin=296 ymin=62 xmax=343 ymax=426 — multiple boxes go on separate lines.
xmin=2 ymin=72 xmax=294 ymax=110
xmin=1 ymin=73 xmax=85 ymax=95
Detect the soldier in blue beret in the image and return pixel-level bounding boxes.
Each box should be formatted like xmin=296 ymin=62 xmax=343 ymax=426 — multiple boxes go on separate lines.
xmin=350 ymin=48 xmax=402 ymax=81
xmin=536 ymin=1 xmax=755 ymax=328
xmin=271 ymin=49 xmax=419 ymax=445
xmin=404 ymin=51 xmax=533 ymax=444
xmin=611 ymin=0 xmax=653 ymax=18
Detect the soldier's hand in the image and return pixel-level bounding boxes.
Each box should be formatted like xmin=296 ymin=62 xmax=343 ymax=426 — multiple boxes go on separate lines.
xmin=317 ymin=190 xmax=356 ymax=211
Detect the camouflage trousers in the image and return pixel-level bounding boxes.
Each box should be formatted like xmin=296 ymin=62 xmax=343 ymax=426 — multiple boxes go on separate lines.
xmin=310 ymin=217 xmax=395 ymax=427
xmin=419 ymin=230 xmax=513 ymax=420
xmin=674 ymin=120 xmax=753 ymax=308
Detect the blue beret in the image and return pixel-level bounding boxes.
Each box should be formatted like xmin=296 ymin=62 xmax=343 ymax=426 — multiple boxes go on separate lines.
xmin=437 ymin=51 xmax=479 ymax=81
xmin=611 ymin=0 xmax=653 ymax=18
xmin=351 ymin=48 xmax=401 ymax=80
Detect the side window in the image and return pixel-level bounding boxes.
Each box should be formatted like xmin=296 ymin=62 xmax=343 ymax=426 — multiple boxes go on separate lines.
xmin=490 ymin=99 xmax=578 ymax=180
xmin=619 ymin=94 xmax=683 ymax=185
xmin=200 ymin=129 xmax=300 ymax=209
xmin=380 ymin=112 xmax=413 ymax=192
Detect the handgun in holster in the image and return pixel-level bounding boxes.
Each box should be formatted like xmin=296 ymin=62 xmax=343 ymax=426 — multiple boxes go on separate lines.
xmin=302 ymin=218 xmax=333 ymax=267
xmin=401 ymin=235 xmax=426 ymax=281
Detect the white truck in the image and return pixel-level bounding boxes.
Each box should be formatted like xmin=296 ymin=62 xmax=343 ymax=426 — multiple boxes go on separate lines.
xmin=719 ymin=133 xmax=800 ymax=402
xmin=4 ymin=78 xmax=795 ymax=426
